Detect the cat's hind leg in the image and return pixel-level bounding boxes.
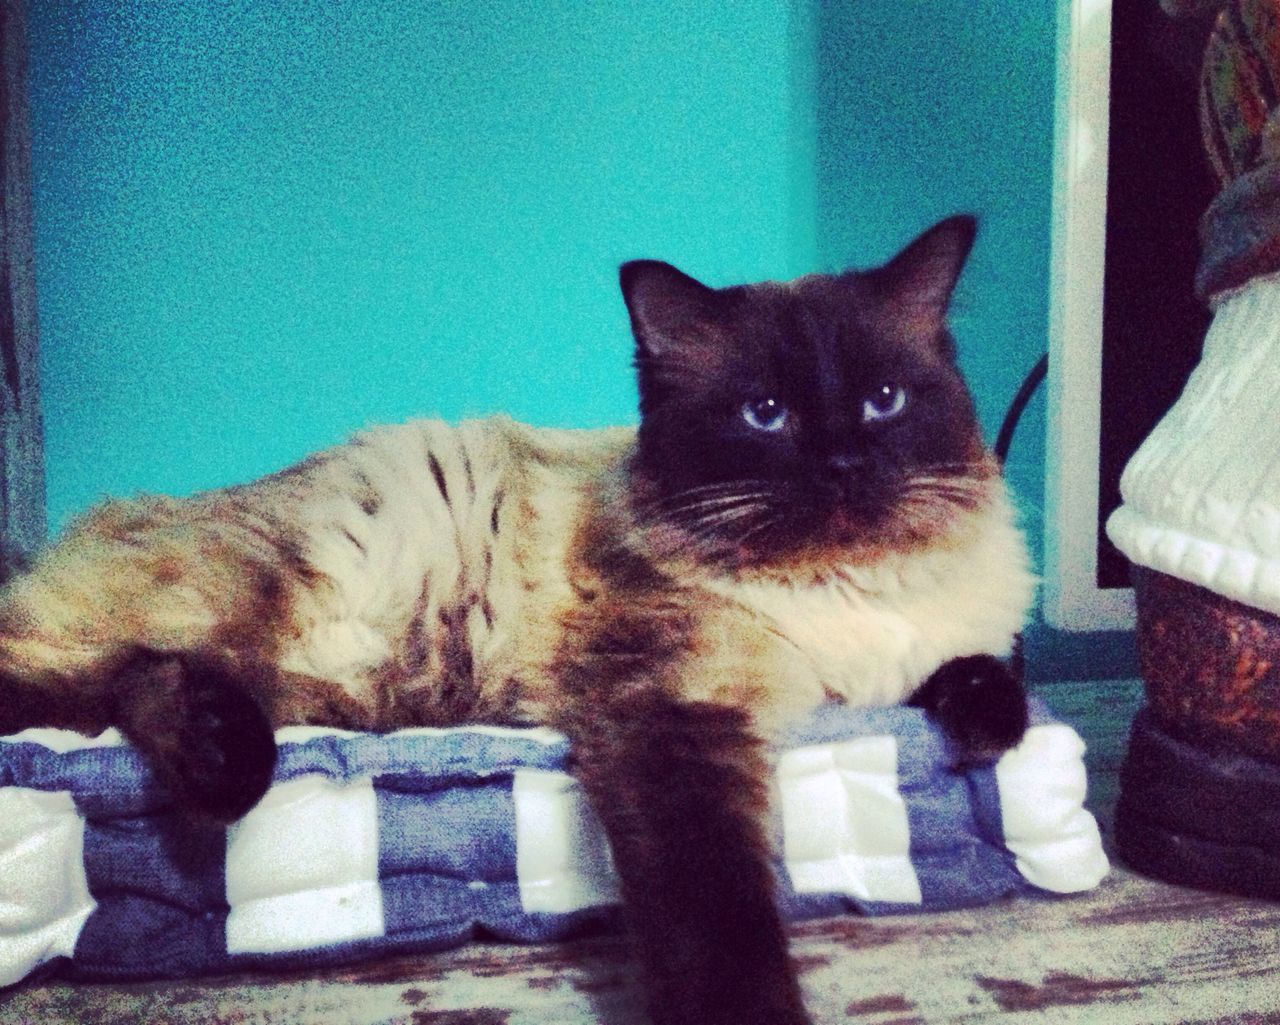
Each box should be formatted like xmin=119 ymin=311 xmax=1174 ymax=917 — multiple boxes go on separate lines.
xmin=109 ymin=649 xmax=278 ymax=822
xmin=0 ymin=497 xmax=298 ymax=818
xmin=0 ymin=647 xmax=278 ymax=823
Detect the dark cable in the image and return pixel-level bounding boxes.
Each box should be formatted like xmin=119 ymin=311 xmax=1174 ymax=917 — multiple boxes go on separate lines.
xmin=994 ymin=353 xmax=1048 ymax=467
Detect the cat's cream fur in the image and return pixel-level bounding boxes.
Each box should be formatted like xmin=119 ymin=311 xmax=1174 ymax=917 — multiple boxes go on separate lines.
xmin=0 ymin=414 xmax=1033 ymax=739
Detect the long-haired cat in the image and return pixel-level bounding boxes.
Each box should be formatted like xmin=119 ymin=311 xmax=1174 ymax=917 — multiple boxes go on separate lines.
xmin=0 ymin=216 xmax=1033 ymax=1025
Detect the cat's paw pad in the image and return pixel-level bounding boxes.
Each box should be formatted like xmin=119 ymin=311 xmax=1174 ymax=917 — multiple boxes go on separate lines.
xmin=176 ymin=660 xmax=277 ymax=821
xmin=116 ymin=651 xmax=277 ymax=822
xmin=910 ymin=654 xmax=1028 ymax=765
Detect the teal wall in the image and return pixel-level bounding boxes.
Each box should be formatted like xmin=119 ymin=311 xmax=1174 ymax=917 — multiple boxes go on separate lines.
xmin=27 ymin=1 xmax=1056 ymax=556
xmin=812 ymin=4 xmax=1056 ymax=566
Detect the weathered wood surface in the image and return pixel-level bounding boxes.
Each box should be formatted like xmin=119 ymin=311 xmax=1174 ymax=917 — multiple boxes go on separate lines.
xmin=5 ymin=679 xmax=1279 ymax=1025
xmin=6 ymin=864 xmax=1277 ymax=1025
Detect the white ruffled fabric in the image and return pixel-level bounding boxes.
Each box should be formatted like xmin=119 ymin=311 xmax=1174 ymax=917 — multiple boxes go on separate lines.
xmin=1107 ymin=272 xmax=1280 ymax=616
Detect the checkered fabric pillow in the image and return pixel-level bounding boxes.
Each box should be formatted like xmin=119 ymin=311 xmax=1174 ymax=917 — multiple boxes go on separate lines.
xmin=0 ymin=699 xmax=1107 ymax=987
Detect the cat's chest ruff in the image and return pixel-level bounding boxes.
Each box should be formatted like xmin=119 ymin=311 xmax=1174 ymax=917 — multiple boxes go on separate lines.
xmin=706 ymin=509 xmax=1033 ymax=708
xmin=715 ymin=572 xmax=933 ymax=706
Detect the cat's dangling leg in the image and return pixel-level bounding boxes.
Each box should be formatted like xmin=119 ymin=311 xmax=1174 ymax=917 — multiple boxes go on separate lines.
xmin=561 ymin=691 xmax=811 ymax=1025
xmin=552 ymin=591 xmax=816 ymax=1025
xmin=0 ymin=497 xmax=295 ymax=820
xmin=908 ymin=649 xmax=1029 ymax=764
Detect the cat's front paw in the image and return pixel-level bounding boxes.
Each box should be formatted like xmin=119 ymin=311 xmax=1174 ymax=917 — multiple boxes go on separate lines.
xmin=909 ymin=654 xmax=1028 ymax=765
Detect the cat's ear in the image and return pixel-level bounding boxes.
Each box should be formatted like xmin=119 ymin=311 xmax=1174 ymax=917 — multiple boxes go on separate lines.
xmin=619 ymin=260 xmax=724 ymax=361
xmin=870 ymin=215 xmax=977 ymax=339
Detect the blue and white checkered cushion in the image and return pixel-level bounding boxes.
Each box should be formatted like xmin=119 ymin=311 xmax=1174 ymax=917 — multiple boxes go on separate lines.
xmin=0 ymin=699 xmax=1108 ymax=986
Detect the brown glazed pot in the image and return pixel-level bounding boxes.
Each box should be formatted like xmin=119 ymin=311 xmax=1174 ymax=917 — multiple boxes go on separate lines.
xmin=1132 ymin=564 xmax=1280 ymax=765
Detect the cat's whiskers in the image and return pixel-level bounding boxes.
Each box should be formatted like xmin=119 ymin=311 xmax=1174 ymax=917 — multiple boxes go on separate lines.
xmin=674 ymin=494 xmax=772 ymax=532
xmin=673 ymin=490 xmax=775 ymax=513
xmin=915 ymin=459 xmax=989 ymax=473
xmin=659 ymin=489 xmax=786 ymax=561
xmin=902 ymin=471 xmax=989 ymax=511
xmin=891 ymin=485 xmax=983 ymax=537
xmin=729 ymin=512 xmax=785 ymax=552
xmin=909 ymin=475 xmax=984 ymax=487
xmin=919 ymin=460 xmax=986 ymax=471
xmin=896 ymin=468 xmax=991 ymax=514
xmin=907 ymin=487 xmax=985 ymax=509
xmin=643 ymin=479 xmax=776 ymax=507
xmin=685 ymin=502 xmax=772 ymax=533
xmin=672 ymin=497 xmax=776 ymax=530
xmin=640 ymin=481 xmax=780 ymax=529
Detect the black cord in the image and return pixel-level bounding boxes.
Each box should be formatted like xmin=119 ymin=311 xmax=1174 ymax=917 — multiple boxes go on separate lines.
xmin=994 ymin=353 xmax=1048 ymax=467
xmin=992 ymin=358 xmax=1046 ymax=684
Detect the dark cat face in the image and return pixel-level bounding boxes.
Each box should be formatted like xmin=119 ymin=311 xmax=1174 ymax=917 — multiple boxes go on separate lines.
xmin=621 ymin=216 xmax=994 ymax=569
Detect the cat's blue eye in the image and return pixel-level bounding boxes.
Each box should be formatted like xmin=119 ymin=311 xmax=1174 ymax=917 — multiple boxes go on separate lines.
xmin=742 ymin=397 xmax=788 ymax=432
xmin=862 ymin=384 xmax=908 ymax=423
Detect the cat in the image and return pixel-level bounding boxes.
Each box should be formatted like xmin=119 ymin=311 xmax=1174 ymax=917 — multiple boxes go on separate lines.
xmin=0 ymin=215 xmax=1034 ymax=1025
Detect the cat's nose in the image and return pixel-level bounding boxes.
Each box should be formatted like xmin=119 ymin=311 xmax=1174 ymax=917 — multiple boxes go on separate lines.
xmin=825 ymin=453 xmax=864 ymax=478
